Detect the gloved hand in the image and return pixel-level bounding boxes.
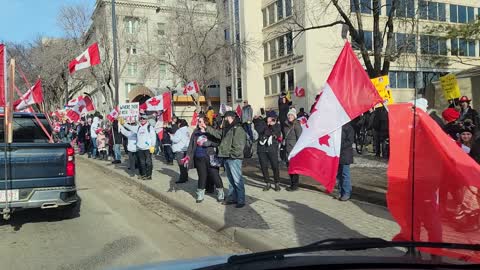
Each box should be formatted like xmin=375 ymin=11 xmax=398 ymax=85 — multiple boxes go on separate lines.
xmin=149 ymin=146 xmax=155 ymax=154
xmin=118 ymin=117 xmax=125 ymax=125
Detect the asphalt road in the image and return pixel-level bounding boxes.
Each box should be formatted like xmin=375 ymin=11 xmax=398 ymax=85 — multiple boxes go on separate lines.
xmin=0 ymin=160 xmax=246 ymax=270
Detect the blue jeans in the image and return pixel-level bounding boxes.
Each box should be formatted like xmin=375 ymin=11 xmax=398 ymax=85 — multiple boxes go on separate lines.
xmin=113 ymin=144 xmax=122 ymax=161
xmin=163 ymin=145 xmax=174 ymax=163
xmin=224 ymin=159 xmax=245 ymax=205
xmin=336 ymin=164 xmax=351 ymax=198
xmin=91 ymin=137 xmax=98 ymax=158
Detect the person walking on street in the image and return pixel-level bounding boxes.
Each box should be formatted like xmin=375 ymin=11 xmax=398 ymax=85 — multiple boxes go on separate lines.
xmin=458 ymin=96 xmax=480 ymax=128
xmin=200 ymin=111 xmax=247 ymax=208
xmin=119 ymin=118 xmax=139 ymax=176
xmin=254 ymin=111 xmax=282 ymax=192
xmin=171 ymin=119 xmax=190 ymax=183
xmin=186 ymin=117 xmax=225 ymax=203
xmin=90 ymin=116 xmax=100 ymax=159
xmin=123 ymin=114 xmax=157 ymax=180
xmin=111 ymin=120 xmax=123 ymax=164
xmin=242 ymin=100 xmax=254 ymax=140
xmin=337 ymin=122 xmax=355 ymax=201
xmin=283 ymin=109 xmax=302 ymax=191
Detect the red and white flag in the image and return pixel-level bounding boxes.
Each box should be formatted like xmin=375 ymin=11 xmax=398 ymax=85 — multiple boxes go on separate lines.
xmin=236 ymin=104 xmax=242 ymax=118
xmin=288 ymin=42 xmax=382 ymax=192
xmin=14 ymin=79 xmax=43 ymax=111
xmin=67 ymin=96 xmax=84 ymax=107
xmin=191 ymin=111 xmax=199 ymax=126
xmin=183 ymin=80 xmax=199 ymax=96
xmin=69 ymin=43 xmax=101 ymax=74
xmin=297 ymin=116 xmax=308 ymax=129
xmin=107 ymin=107 xmax=120 ymax=122
xmin=0 ymin=44 xmax=5 ymax=107
xmin=66 ymin=95 xmax=95 ymax=122
xmin=294 ymin=86 xmax=305 ymax=97
xmin=145 ymin=92 xmax=172 ymax=122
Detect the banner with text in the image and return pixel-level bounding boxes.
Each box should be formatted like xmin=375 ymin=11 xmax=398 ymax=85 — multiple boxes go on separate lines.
xmin=119 ymin=102 xmax=139 ymax=123
xmin=371 ymin=75 xmax=394 ymax=106
xmin=440 ymin=73 xmax=461 ymax=101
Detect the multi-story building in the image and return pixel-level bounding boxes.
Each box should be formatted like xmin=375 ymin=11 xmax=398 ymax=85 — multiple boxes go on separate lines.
xmin=218 ymin=0 xmax=480 ymax=114
xmin=84 ymin=0 xmax=218 ymax=115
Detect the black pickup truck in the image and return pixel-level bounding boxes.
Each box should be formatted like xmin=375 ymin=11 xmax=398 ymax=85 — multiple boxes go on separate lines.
xmin=0 ymin=112 xmax=78 ymax=219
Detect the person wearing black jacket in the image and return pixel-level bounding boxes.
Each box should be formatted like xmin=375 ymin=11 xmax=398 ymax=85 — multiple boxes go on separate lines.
xmin=278 ymin=92 xmax=291 ymax=132
xmin=337 ymin=122 xmax=355 ymax=201
xmin=372 ymin=106 xmax=389 ymax=158
xmin=77 ymin=118 xmax=88 ymax=155
xmin=162 ymin=123 xmax=174 ymax=165
xmin=111 ymin=120 xmax=123 ymax=164
xmin=459 ymin=96 xmax=480 ymax=128
xmin=253 ymin=111 xmax=282 ymax=192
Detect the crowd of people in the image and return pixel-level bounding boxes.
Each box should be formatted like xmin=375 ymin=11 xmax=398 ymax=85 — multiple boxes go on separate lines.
xmin=51 ymin=93 xmax=480 ymax=207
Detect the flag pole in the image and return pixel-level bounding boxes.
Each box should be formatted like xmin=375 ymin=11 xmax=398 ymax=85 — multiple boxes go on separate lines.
xmin=3 ymin=58 xmax=14 ymax=220
xmin=112 ymin=0 xmax=120 ymax=106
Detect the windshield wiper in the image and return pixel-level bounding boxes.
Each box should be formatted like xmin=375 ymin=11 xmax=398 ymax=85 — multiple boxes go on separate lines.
xmin=227 ymin=238 xmax=480 ymax=265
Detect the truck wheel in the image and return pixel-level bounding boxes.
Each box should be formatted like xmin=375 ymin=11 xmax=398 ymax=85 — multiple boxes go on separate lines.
xmin=58 ymin=201 xmax=81 ymax=219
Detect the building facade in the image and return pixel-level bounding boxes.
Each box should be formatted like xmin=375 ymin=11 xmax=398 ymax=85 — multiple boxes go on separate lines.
xmin=218 ymin=0 xmax=480 ymax=115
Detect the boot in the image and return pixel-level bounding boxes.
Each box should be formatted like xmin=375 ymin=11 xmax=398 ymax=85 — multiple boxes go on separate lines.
xmin=274 ymin=182 xmax=281 ymax=192
xmin=263 ymin=183 xmax=271 ymax=191
xmin=216 ymin=188 xmax=225 ymax=202
xmin=196 ymin=189 xmax=205 ymax=203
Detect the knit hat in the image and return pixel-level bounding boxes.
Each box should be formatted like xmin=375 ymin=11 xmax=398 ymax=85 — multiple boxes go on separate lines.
xmin=442 ymin=108 xmax=460 ymax=123
xmin=266 ymin=110 xmax=278 ymax=118
xmin=287 ymin=108 xmax=297 ymax=117
xmin=223 ymin=111 xmax=237 ymax=118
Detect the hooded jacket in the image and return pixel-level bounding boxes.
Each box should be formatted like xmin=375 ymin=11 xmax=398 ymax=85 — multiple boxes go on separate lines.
xmin=120 ymin=124 xmax=138 ymax=152
xmin=171 ymin=126 xmax=190 ymax=153
xmin=123 ymin=123 xmax=157 ymax=150
xmin=90 ymin=117 xmax=100 ymax=139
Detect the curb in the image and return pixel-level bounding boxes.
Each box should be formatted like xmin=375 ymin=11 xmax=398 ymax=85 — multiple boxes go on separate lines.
xmin=77 ymin=155 xmax=286 ymax=252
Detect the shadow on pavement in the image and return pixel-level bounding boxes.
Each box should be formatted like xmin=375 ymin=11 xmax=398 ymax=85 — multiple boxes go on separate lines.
xmin=220 ymin=194 xmax=270 ymax=231
xmin=0 ymin=197 xmax=82 ymax=232
xmin=350 ymin=199 xmax=393 ymax=221
xmin=157 ymin=167 xmax=196 ymax=200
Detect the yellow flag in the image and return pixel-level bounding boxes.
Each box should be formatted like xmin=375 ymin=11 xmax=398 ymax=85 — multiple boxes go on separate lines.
xmin=286 ymin=90 xmax=291 ymax=101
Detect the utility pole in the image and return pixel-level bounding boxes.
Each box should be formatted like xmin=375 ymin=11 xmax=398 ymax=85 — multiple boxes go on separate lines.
xmin=112 ymin=0 xmax=120 ymax=106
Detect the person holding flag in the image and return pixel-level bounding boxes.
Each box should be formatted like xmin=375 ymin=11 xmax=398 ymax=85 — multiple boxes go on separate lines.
xmin=336 ymin=122 xmax=355 ymax=201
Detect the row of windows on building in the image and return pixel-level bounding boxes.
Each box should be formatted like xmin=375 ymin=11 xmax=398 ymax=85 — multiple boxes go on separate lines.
xmin=123 ymin=17 xmax=166 ymax=36
xmin=389 ymin=71 xmax=441 ymax=89
xmin=125 ymin=63 xmax=168 ymax=78
xmin=262 ymin=0 xmax=293 ymax=28
xmin=358 ymin=31 xmax=478 ymax=57
xmin=263 ymin=32 xmax=294 ymax=62
xmin=264 ymin=69 xmax=294 ymax=96
xmin=352 ymin=0 xmax=479 ymax=23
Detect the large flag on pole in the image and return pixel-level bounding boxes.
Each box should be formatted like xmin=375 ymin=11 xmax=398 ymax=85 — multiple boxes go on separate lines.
xmin=66 ymin=95 xmax=95 ymax=122
xmin=288 ymin=42 xmax=382 ymax=192
xmin=69 ymin=43 xmax=101 ymax=74
xmin=387 ymin=103 xmax=480 ymax=262
xmin=0 ymin=44 xmax=5 ymax=107
xmin=14 ymin=79 xmax=43 ymax=111
xmin=183 ymin=80 xmax=199 ymax=96
xmin=144 ymin=92 xmax=172 ymax=122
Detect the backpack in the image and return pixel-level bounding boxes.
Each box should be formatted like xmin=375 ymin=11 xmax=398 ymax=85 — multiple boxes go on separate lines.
xmin=234 ymin=124 xmax=253 ymax=159
xmin=137 ymin=124 xmax=152 ymax=133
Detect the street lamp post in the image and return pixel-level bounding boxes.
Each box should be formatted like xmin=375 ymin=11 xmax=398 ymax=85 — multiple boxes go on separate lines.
xmin=112 ymin=0 xmax=120 ymax=106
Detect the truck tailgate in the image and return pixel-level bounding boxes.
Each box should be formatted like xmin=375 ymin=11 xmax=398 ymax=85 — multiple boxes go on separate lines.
xmin=0 ymin=143 xmax=74 ymax=189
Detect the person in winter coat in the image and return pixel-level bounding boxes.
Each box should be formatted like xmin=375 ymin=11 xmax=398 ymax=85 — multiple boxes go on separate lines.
xmin=283 ymin=109 xmax=302 ymax=191
xmin=457 ymin=120 xmax=475 ymax=153
xmin=111 ymin=120 xmax=123 ymax=164
xmin=459 ymin=96 xmax=480 ymax=128
xmin=171 ymin=119 xmax=190 ymax=183
xmin=254 ymin=111 xmax=282 ymax=192
xmin=337 ymin=122 xmax=355 ymax=201
xmin=90 ymin=116 xmax=101 ymax=158
xmin=161 ymin=122 xmax=175 ymax=165
xmin=123 ymin=114 xmax=157 ymax=180
xmin=119 ymin=119 xmax=139 ymax=176
xmin=296 ymin=107 xmax=309 ymax=119
xmin=199 ymin=111 xmax=247 ymax=208
xmin=242 ymin=100 xmax=254 ymax=140
xmin=372 ymin=106 xmax=389 ymax=158
xmin=470 ymin=137 xmax=480 ymax=164
xmin=77 ymin=119 xmax=88 ymax=155
xmin=186 ymin=116 xmax=225 ymax=203
xmin=96 ymin=129 xmax=108 ymax=160
xmin=278 ymin=92 xmax=291 ymax=132
xmin=442 ymin=108 xmax=461 ymax=140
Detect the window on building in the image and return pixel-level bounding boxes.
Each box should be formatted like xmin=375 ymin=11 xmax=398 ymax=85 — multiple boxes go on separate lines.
xmin=389 ymin=71 xmax=416 ymax=89
xmin=224 ymin=29 xmax=230 ymax=41
xmin=286 ymin=32 xmax=293 ymax=54
xmin=280 ymin=72 xmax=286 ymax=93
xmin=236 ymin=77 xmax=242 ymax=100
xmin=269 ymin=39 xmax=276 ymax=60
xmin=278 ymin=36 xmax=285 ymax=57
xmin=450 ymin=5 xmax=475 ymax=23
xmin=159 ymin=64 xmax=167 ymax=79
xmin=352 ymin=31 xmax=373 ymax=51
xmin=268 ymin=4 xmax=275 ymax=25
xmin=264 ymin=43 xmax=269 ymax=61
xmin=125 ymin=83 xmax=138 ymax=96
xmin=124 ymin=17 xmax=139 ymax=34
xmin=126 ymin=47 xmax=137 ymax=55
xmin=395 ymin=33 xmax=416 ymax=54
xmin=438 ymin=3 xmax=446 ymax=21
xmin=262 ymin=9 xmax=267 ymax=27
xmin=350 ymin=0 xmax=380 ymax=15
xmin=277 ymin=0 xmax=284 ymax=20
xmin=451 ymin=38 xmax=476 ymax=57
xmin=271 ymin=74 xmax=278 ymax=94
xmin=285 ymin=0 xmax=292 ymax=17
xmin=287 ymin=69 xmax=294 ymax=92
xmin=420 ymin=35 xmax=447 ymax=55
xmin=265 ymin=77 xmax=270 ymax=95
xmin=127 ymin=63 xmax=138 ymax=76
xmin=386 ymin=0 xmax=414 ymax=18
xmin=157 ymin=23 xmax=165 ymax=36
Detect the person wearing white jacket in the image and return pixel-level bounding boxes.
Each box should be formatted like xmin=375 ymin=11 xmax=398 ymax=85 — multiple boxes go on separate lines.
xmin=120 ymin=121 xmax=138 ymax=176
xmin=90 ymin=116 xmax=100 ymax=158
xmin=171 ymin=119 xmax=190 ymax=183
xmin=123 ymin=114 xmax=157 ymax=180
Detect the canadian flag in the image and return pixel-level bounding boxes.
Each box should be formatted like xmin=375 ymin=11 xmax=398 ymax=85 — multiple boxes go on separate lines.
xmin=69 ymin=43 xmax=101 ymax=74
xmin=145 ymin=92 xmax=172 ymax=122
xmin=236 ymin=104 xmax=242 ymax=118
xmin=183 ymin=80 xmax=199 ymax=96
xmin=297 ymin=116 xmax=308 ymax=129
xmin=66 ymin=95 xmax=95 ymax=122
xmin=288 ymin=42 xmax=382 ymax=192
xmin=14 ymin=80 xmax=43 ymax=111
xmin=107 ymin=107 xmax=120 ymax=122
xmin=294 ymin=86 xmax=305 ymax=97
xmin=191 ymin=111 xmax=199 ymax=126
xmin=0 ymin=44 xmax=5 ymax=107
xmin=67 ymin=96 xmax=84 ymax=107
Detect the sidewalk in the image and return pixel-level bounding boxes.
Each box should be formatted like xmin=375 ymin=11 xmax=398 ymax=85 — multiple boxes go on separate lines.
xmin=78 ymin=152 xmax=399 ymax=254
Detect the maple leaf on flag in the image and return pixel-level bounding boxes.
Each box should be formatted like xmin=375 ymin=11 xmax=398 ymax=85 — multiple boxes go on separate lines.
xmin=78 ymin=55 xmax=88 ymax=64
xmin=318 ymin=135 xmax=330 ymax=147
xmin=148 ymin=98 xmax=161 ymax=106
